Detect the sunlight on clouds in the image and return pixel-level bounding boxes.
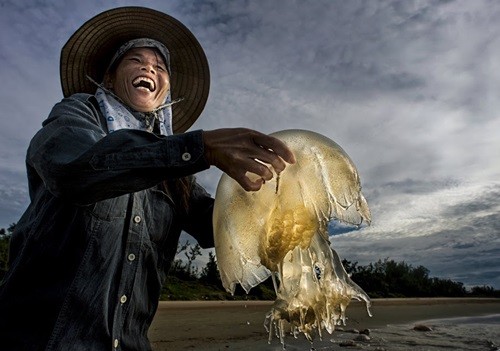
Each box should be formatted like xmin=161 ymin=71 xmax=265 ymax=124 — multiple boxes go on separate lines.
xmin=331 ymin=181 xmax=500 ymax=286
xmin=360 ymin=181 xmax=500 ymax=239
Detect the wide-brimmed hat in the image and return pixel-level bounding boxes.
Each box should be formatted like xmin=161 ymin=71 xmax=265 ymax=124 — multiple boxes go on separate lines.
xmin=60 ymin=6 xmax=210 ymax=133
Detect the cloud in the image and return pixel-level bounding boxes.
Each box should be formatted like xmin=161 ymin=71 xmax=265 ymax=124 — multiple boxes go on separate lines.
xmin=188 ymin=0 xmax=500 ymax=194
xmin=0 ymin=0 xmax=498 ymax=288
xmin=331 ymin=181 xmax=500 ymax=287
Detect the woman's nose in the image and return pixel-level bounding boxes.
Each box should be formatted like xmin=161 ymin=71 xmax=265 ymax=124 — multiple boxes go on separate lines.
xmin=141 ymin=63 xmax=156 ymax=74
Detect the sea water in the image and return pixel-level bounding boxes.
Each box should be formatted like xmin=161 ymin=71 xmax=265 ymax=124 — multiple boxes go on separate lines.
xmin=196 ymin=313 xmax=500 ymax=351
xmin=420 ymin=313 xmax=500 ymax=325
xmin=370 ymin=315 xmax=500 ymax=351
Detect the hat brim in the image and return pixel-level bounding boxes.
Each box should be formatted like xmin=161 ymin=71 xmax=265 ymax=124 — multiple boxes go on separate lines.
xmin=60 ymin=6 xmax=210 ymax=133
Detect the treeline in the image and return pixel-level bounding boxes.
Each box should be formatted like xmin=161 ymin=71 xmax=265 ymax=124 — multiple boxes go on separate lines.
xmin=342 ymin=258 xmax=500 ymax=298
xmin=1 ymin=227 xmax=499 ymax=299
xmin=163 ymin=243 xmax=499 ymax=300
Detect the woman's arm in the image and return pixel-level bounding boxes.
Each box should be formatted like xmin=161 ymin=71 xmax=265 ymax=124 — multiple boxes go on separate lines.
xmin=28 ymin=94 xmax=209 ymax=204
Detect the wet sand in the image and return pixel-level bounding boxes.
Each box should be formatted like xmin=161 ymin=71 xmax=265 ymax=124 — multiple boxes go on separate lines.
xmin=148 ymin=298 xmax=500 ymax=350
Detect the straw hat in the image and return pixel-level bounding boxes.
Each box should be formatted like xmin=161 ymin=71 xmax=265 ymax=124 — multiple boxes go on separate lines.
xmin=60 ymin=6 xmax=210 ymax=133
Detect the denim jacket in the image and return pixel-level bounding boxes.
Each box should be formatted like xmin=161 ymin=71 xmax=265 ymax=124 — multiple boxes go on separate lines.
xmin=0 ymin=94 xmax=215 ymax=350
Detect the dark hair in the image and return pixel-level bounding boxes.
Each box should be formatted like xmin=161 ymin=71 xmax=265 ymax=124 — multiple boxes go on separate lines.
xmin=162 ymin=177 xmax=193 ymax=215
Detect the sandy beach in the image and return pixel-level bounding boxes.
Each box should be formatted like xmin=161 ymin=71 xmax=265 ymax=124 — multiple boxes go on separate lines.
xmin=148 ymin=298 xmax=500 ymax=350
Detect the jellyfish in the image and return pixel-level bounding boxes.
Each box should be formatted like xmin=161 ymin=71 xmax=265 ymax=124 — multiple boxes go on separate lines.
xmin=213 ymin=129 xmax=372 ymax=344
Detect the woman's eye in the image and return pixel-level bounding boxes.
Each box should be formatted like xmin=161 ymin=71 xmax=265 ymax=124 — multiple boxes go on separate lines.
xmin=129 ymin=57 xmax=141 ymax=63
xmin=157 ymin=66 xmax=166 ymax=72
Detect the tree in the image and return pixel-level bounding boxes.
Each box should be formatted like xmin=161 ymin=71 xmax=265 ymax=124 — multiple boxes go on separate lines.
xmin=341 ymin=259 xmax=359 ymax=275
xmin=470 ymin=285 xmax=498 ymax=297
xmin=184 ymin=243 xmax=201 ymax=277
xmin=168 ymin=241 xmax=203 ymax=280
xmin=200 ymin=251 xmax=220 ymax=286
xmin=0 ymin=227 xmax=12 ymax=281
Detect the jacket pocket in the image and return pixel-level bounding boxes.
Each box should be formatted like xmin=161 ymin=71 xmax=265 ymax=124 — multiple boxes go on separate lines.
xmin=85 ymin=195 xmax=129 ymax=222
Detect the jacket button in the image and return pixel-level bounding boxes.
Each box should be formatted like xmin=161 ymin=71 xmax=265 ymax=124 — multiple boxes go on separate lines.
xmin=114 ymin=339 xmax=119 ymax=348
xmin=128 ymin=253 xmax=136 ymax=261
xmin=182 ymin=152 xmax=191 ymax=161
xmin=133 ymin=215 xmax=141 ymax=223
xmin=120 ymin=295 xmax=127 ymax=304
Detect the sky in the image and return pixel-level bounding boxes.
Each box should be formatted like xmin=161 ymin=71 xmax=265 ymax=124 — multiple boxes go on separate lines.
xmin=0 ymin=0 xmax=499 ymax=288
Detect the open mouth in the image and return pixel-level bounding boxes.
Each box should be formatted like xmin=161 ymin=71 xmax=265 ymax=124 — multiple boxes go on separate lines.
xmin=132 ymin=76 xmax=156 ymax=92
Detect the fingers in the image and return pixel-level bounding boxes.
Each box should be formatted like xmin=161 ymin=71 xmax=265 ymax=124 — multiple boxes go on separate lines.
xmin=202 ymin=128 xmax=296 ymax=192
xmin=252 ymin=133 xmax=296 ymax=166
xmin=253 ymin=147 xmax=288 ymax=175
xmin=237 ymin=175 xmax=264 ymax=192
xmin=245 ymin=158 xmax=274 ymax=181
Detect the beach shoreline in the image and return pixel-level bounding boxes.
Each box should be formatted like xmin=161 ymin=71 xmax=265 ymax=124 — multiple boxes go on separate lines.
xmin=149 ymin=298 xmax=500 ymax=350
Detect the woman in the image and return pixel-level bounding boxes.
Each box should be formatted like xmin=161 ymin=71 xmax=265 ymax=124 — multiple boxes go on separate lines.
xmin=0 ymin=7 xmax=294 ymax=351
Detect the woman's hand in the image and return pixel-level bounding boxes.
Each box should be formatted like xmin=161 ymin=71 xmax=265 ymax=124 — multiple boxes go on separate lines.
xmin=203 ymin=128 xmax=296 ymax=191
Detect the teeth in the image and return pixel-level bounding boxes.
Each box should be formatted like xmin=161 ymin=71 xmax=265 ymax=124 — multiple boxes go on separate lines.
xmin=132 ymin=76 xmax=155 ymax=91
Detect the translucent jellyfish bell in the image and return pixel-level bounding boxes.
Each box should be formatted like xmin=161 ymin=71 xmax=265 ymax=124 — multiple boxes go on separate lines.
xmin=213 ymin=129 xmax=372 ymax=343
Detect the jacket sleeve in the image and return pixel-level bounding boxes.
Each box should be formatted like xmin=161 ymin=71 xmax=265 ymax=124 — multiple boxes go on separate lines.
xmin=27 ymin=94 xmax=210 ymax=205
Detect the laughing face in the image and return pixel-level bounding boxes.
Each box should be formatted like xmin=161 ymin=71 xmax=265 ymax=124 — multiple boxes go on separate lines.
xmin=106 ymin=47 xmax=170 ymax=112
